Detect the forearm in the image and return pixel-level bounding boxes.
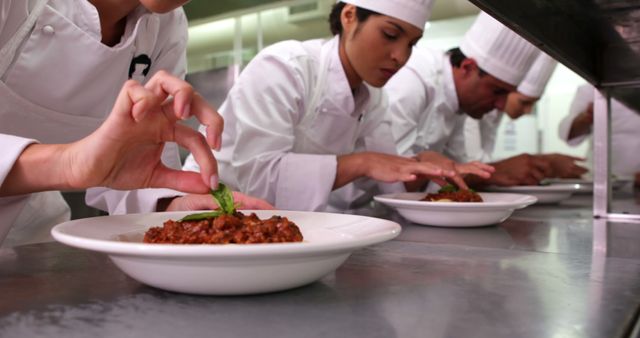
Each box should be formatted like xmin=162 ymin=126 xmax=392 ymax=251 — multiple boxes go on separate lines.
xmin=0 ymin=143 xmax=72 ymax=196
xmin=335 ymin=153 xmax=367 ymax=190
xmin=568 ymin=113 xmax=592 ymax=140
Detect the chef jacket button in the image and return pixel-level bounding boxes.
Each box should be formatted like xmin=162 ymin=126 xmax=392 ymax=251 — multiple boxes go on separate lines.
xmin=42 ymin=25 xmax=55 ymax=36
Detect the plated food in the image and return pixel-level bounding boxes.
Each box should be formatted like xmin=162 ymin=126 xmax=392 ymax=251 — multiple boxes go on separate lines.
xmin=143 ymin=184 xmax=302 ymax=245
xmin=375 ymin=192 xmax=537 ymax=227
xmin=52 ymin=186 xmax=401 ymax=295
xmin=422 ymin=185 xmax=483 ymax=202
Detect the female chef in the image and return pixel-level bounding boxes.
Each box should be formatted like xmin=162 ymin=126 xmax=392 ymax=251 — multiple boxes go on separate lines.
xmin=0 ymin=0 xmax=269 ymax=246
xmin=184 ymin=0 xmax=494 ymax=212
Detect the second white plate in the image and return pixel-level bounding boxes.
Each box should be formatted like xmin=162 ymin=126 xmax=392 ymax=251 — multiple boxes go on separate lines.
xmin=374 ymin=192 xmax=537 ymax=227
xmin=486 ymin=184 xmax=584 ymax=203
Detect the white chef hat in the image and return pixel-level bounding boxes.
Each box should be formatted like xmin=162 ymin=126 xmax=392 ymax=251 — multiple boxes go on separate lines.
xmin=517 ymin=52 xmax=558 ymax=98
xmin=338 ymin=0 xmax=434 ymax=31
xmin=460 ymin=12 xmax=539 ymax=86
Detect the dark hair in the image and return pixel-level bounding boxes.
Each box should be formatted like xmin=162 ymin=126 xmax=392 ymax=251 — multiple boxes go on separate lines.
xmin=447 ymin=47 xmax=487 ymax=76
xmin=328 ymin=2 xmax=379 ymax=35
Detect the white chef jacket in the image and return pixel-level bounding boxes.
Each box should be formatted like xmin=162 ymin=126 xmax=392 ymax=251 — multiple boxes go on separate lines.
xmin=183 ymin=36 xmax=403 ymax=212
xmin=558 ymin=84 xmax=640 ymax=177
xmin=0 ymin=0 xmax=188 ymax=245
xmin=386 ymin=47 xmax=468 ymax=162
xmin=464 ymin=110 xmax=504 ymax=162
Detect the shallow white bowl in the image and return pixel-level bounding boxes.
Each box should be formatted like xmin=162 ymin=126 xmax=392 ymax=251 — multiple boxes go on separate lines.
xmin=52 ymin=210 xmax=400 ymax=295
xmin=486 ymin=184 xmax=582 ymax=203
xmin=374 ymin=192 xmax=537 ymax=227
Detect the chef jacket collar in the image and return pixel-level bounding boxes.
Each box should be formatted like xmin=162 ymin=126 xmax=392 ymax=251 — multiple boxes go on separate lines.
xmin=442 ymin=53 xmax=460 ymax=114
xmin=322 ymin=36 xmax=371 ymax=119
xmin=75 ymin=1 xmax=151 ymax=48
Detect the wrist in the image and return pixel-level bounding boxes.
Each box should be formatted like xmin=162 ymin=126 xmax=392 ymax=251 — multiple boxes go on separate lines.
xmin=1 ymin=143 xmax=71 ymax=196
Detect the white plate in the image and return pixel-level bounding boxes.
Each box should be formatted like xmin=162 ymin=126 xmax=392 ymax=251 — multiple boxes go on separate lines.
xmin=374 ymin=192 xmax=537 ymax=227
xmin=543 ymin=178 xmax=628 ymax=191
xmin=51 ymin=210 xmax=401 ymax=295
xmin=486 ymin=184 xmax=580 ymax=203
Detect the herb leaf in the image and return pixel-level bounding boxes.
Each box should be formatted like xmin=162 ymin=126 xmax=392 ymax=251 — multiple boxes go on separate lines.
xmin=438 ymin=184 xmax=475 ymax=193
xmin=178 ymin=183 xmax=236 ymax=222
xmin=180 ymin=210 xmax=223 ymax=222
xmin=212 ymin=183 xmax=235 ymax=214
xmin=438 ymin=184 xmax=458 ymax=193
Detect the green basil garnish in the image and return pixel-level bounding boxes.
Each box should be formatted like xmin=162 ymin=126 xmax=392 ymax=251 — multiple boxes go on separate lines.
xmin=179 ymin=183 xmax=236 ymax=222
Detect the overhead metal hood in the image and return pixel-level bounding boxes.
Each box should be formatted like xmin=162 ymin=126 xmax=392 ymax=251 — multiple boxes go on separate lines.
xmin=468 ymin=0 xmax=640 ymax=111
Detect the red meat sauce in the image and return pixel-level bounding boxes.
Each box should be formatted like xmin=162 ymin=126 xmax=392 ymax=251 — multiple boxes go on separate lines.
xmin=144 ymin=211 xmax=303 ymax=244
xmin=422 ymin=190 xmax=483 ymax=202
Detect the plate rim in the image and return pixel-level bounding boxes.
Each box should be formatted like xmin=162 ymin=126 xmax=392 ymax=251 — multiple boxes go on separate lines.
xmin=51 ymin=210 xmax=401 ymax=258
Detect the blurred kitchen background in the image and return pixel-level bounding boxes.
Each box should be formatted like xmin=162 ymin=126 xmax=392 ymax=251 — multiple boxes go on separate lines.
xmin=182 ymin=0 xmax=590 ymax=162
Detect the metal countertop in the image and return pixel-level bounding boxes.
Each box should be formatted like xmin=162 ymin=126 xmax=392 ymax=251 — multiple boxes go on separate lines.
xmin=2 ymin=190 xmax=640 ymax=338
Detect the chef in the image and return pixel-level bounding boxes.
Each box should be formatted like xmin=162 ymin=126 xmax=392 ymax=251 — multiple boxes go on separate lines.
xmin=464 ymin=52 xmax=587 ymax=183
xmin=558 ymin=83 xmax=640 ymax=179
xmin=386 ymin=12 xmax=542 ymax=187
xmin=184 ymin=0 xmax=494 ymax=212
xmin=0 ymin=0 xmax=265 ymax=247
xmin=1 ymin=74 xmax=220 ymax=221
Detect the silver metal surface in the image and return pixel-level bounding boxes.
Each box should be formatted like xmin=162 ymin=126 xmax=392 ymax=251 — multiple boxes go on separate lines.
xmin=2 ymin=195 xmax=640 ymax=338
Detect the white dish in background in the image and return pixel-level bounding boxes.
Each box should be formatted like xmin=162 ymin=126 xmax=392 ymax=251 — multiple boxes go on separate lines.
xmin=543 ymin=178 xmax=628 ymax=191
xmin=52 ymin=210 xmax=400 ymax=296
xmin=374 ymin=192 xmax=537 ymax=227
xmin=486 ymin=184 xmax=579 ymax=203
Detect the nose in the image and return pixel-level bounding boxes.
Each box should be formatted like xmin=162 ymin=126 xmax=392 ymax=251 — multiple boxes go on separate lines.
xmin=391 ymin=45 xmax=412 ymax=68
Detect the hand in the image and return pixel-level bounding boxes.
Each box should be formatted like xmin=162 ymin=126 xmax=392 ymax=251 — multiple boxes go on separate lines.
xmin=536 ymin=153 xmax=588 ymax=178
xmin=415 ymin=151 xmax=495 ymax=180
xmin=63 ymin=71 xmax=224 ymax=193
xmin=164 ymin=192 xmax=274 ymax=211
xmin=486 ymin=154 xmax=553 ymax=186
xmin=335 ymin=152 xmax=461 ymax=190
xmin=568 ymin=103 xmax=594 ymax=140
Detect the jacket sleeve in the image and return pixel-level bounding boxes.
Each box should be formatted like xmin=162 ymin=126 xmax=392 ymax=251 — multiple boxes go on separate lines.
xmin=0 ymin=134 xmax=37 ymax=241
xmin=386 ymin=67 xmax=429 ymax=156
xmin=216 ymin=52 xmax=337 ymax=211
xmin=85 ymin=9 xmax=189 ymax=215
xmin=558 ymin=84 xmax=594 ymax=146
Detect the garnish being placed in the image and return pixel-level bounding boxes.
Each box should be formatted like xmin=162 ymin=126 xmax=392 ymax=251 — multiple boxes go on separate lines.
xmin=422 ymin=184 xmax=483 ymax=203
xmin=179 ymin=183 xmax=237 ymax=222
xmin=144 ymin=183 xmax=303 ymax=244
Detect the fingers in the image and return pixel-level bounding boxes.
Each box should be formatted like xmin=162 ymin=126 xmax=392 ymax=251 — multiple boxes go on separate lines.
xmin=149 ymin=166 xmax=211 ymax=194
xmin=457 ymin=162 xmax=495 ymax=179
xmin=448 ymin=174 xmax=469 ymax=190
xmin=191 ymin=93 xmax=224 ymax=150
xmin=144 ymin=70 xmax=194 ymax=119
xmin=232 ymin=191 xmax=275 ymax=210
xmin=171 ymin=124 xmax=219 ymax=189
xmin=113 ymin=80 xmax=162 ymax=122
xmin=145 ymin=72 xmax=224 ymax=150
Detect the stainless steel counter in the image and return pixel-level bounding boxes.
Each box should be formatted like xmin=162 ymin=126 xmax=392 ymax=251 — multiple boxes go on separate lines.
xmin=2 ymin=190 xmax=640 ymax=338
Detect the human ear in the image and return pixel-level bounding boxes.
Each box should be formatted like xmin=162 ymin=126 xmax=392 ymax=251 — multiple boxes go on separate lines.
xmin=460 ymin=58 xmax=479 ymax=78
xmin=340 ymin=4 xmax=358 ymax=34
